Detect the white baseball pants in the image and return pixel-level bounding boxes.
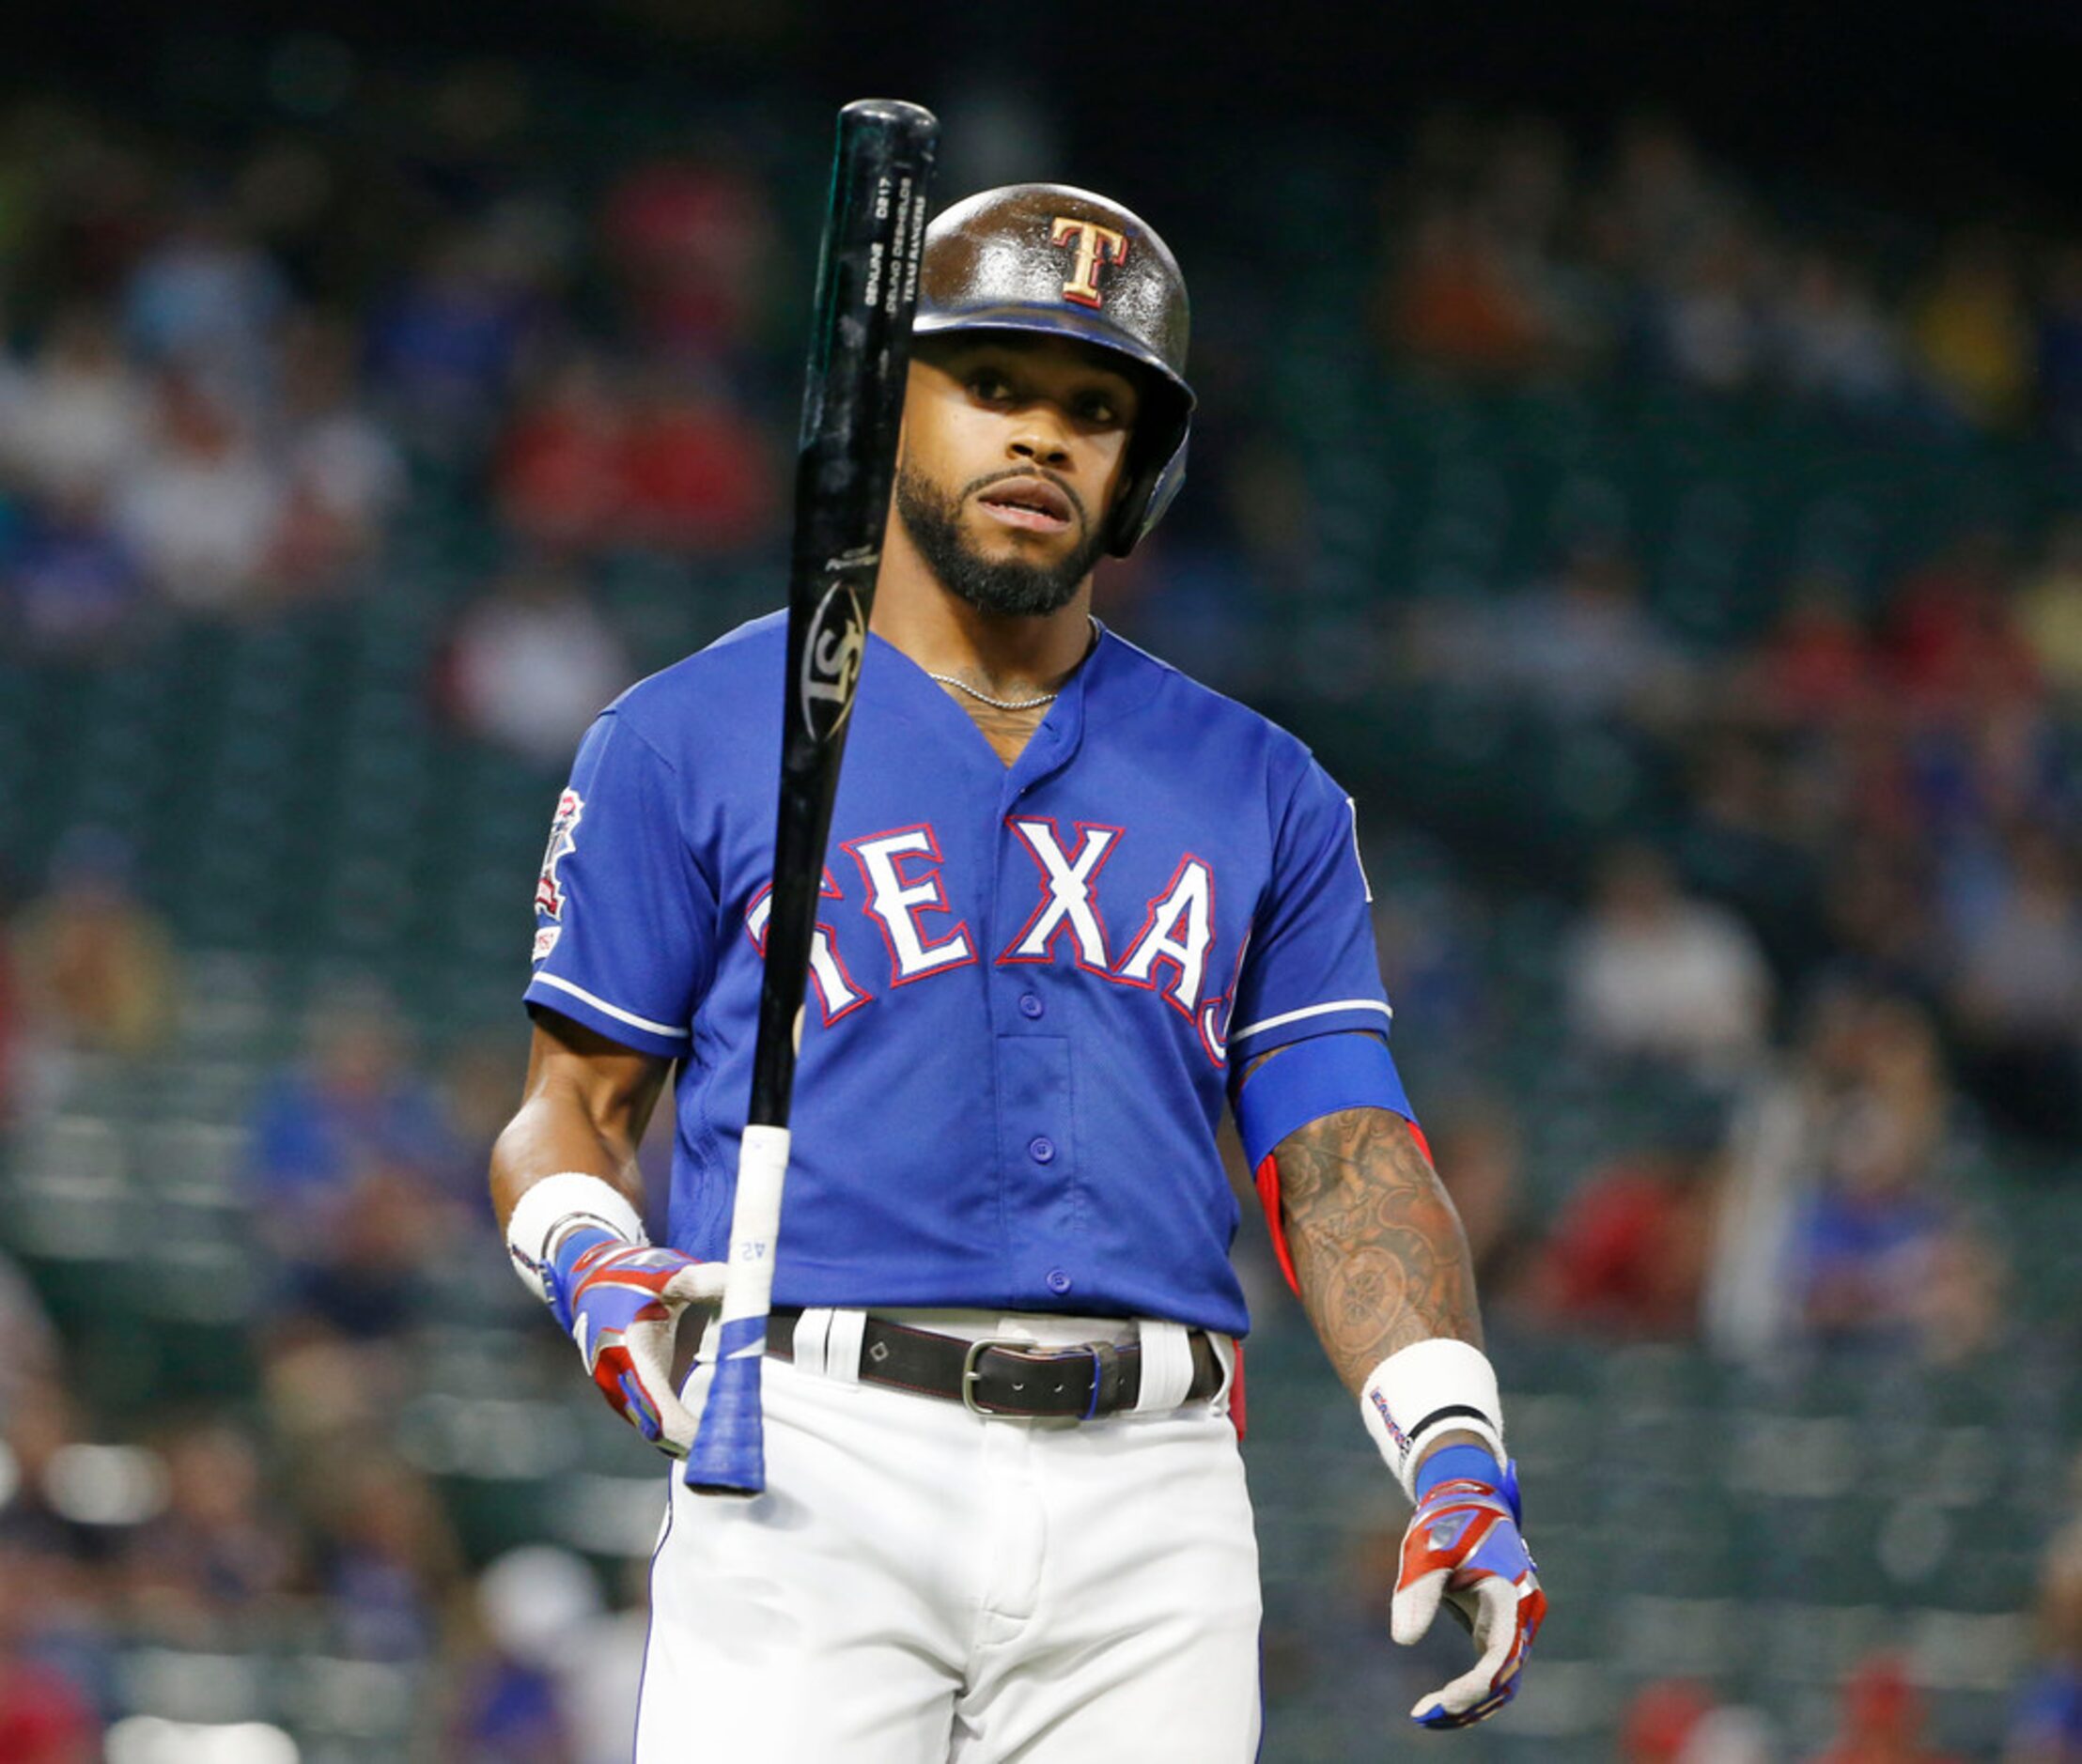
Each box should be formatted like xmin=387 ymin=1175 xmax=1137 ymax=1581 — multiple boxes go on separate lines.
xmin=633 ymin=1311 xmax=1263 ymax=1762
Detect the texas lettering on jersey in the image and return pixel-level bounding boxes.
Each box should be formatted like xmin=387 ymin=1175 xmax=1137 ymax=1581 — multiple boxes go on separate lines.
xmin=743 ymin=819 xmax=1238 ymax=1063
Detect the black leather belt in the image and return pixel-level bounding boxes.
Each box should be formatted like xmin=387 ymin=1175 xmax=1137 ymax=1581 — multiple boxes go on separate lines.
xmin=766 ymin=1307 xmax=1224 ymax=1419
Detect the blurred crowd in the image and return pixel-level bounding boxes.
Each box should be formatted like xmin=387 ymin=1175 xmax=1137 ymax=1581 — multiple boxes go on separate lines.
xmin=1382 ymin=503 xmax=2082 ymax=1369
xmin=1606 ymin=1504 xmax=2082 ymax=1762
xmin=1376 ymin=112 xmax=2082 ymax=450
xmin=0 ymin=48 xmax=2079 ymax=1764
xmin=0 ymin=1363 xmax=652 ymax=1761
xmin=0 ymin=939 xmax=660 ymax=1757
xmin=0 ymin=77 xmax=792 ymax=595
xmin=0 ymin=77 xmax=756 ymax=766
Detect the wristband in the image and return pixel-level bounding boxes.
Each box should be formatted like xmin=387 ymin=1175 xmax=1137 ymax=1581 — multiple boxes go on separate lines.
xmin=505 ymin=1171 xmax=647 ymax=1304
xmin=1413 ymin=1443 xmax=1505 ymax=1499
xmin=1360 ymin=1337 xmax=1506 ymax=1501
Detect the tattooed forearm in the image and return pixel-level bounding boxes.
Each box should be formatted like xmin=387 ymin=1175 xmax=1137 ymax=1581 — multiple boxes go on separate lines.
xmin=1275 ymin=1106 xmax=1482 ymax=1393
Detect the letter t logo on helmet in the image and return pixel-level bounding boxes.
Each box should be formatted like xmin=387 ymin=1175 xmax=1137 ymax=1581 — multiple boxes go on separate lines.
xmin=912 ymin=183 xmax=1194 ymax=557
xmin=1049 ymin=217 xmax=1128 ymax=308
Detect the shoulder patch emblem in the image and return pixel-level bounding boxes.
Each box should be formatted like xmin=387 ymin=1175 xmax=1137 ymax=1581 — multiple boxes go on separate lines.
xmin=536 ymin=788 xmax=584 ymax=921
xmin=533 ymin=924 xmax=562 ymax=963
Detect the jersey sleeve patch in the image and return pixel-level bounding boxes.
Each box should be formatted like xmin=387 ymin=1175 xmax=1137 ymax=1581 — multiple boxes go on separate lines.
xmin=523 ymin=711 xmax=715 ymax=1058
xmin=536 ymin=787 xmax=584 ymax=921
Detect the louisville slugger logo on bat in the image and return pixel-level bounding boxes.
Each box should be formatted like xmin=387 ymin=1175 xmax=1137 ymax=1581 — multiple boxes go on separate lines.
xmin=800 ymin=566 xmax=871 ymax=740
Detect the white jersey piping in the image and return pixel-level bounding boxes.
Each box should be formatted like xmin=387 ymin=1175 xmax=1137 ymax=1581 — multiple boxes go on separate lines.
xmin=532 ymin=972 xmax=690 ymax=1041
xmin=1229 ymin=998 xmax=1393 ymax=1044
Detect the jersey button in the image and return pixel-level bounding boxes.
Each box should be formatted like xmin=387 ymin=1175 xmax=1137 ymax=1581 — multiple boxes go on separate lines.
xmin=1018 ymin=993 xmax=1045 ymax=1020
xmin=1028 ymin=1136 xmax=1056 ymax=1165
xmin=1046 ymin=1269 xmax=1073 ymax=1295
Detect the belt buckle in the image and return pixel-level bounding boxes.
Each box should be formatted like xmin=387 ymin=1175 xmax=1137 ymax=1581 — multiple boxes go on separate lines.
xmin=960 ymin=1337 xmax=1111 ymax=1418
xmin=966 ymin=1340 xmax=1082 ymax=1424
xmin=960 ymin=1336 xmax=1047 ymax=1416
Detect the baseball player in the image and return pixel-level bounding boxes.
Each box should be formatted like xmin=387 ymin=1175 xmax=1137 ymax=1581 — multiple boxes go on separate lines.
xmin=491 ymin=183 xmax=1545 ymax=1760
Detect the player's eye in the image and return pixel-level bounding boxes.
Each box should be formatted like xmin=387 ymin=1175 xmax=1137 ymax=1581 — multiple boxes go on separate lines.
xmin=1074 ymin=391 xmax=1119 ymax=424
xmin=969 ymin=370 xmax=1015 ymax=403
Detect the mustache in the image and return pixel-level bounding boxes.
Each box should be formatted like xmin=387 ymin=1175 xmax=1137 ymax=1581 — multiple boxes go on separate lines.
xmin=963 ymin=466 xmax=1088 ymax=530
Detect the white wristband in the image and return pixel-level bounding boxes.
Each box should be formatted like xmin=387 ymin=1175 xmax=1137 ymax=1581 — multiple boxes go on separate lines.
xmin=505 ymin=1171 xmax=647 ymax=1304
xmin=1360 ymin=1338 xmax=1506 ymax=1501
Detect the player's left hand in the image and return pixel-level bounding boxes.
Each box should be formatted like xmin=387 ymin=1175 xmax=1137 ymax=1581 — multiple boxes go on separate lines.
xmin=546 ymin=1224 xmax=726 ymax=1458
xmin=1391 ymin=1450 xmax=1546 ymax=1730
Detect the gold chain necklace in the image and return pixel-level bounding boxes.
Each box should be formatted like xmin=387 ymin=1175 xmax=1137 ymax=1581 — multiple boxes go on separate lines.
xmin=924 ymin=616 xmax=1098 ymax=713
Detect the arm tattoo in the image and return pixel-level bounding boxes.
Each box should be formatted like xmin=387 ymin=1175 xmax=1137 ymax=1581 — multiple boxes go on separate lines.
xmin=1274 ymin=1106 xmax=1483 ymax=1393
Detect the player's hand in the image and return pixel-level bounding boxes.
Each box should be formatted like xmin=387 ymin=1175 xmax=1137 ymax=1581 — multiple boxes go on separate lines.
xmin=546 ymin=1224 xmax=725 ymax=1458
xmin=1391 ymin=1449 xmax=1546 ymax=1730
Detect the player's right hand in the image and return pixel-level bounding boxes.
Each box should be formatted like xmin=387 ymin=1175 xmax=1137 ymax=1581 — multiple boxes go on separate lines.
xmin=546 ymin=1224 xmax=725 ymax=1457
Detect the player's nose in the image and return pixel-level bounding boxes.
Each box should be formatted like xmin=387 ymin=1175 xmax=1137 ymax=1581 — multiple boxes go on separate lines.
xmin=1006 ymin=411 xmax=1073 ymax=471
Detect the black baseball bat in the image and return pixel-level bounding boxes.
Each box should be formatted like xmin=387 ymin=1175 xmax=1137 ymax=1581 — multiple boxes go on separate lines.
xmin=685 ymin=98 xmax=939 ymax=1496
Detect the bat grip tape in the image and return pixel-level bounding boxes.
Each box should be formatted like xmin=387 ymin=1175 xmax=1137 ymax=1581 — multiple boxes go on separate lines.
xmin=715 ymin=1125 xmax=791 ymax=1330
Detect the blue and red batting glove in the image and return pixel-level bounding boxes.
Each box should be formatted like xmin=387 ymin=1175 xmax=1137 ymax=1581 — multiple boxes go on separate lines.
xmin=1392 ymin=1445 xmax=1546 ymax=1730
xmin=546 ymin=1224 xmax=725 ymax=1458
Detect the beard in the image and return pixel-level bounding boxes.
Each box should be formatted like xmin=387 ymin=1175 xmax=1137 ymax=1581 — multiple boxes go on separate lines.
xmin=894 ymin=462 xmax=1109 ymax=618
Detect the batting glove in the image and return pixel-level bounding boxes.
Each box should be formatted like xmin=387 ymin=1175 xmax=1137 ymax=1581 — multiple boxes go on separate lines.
xmin=546 ymin=1223 xmax=725 ymax=1458
xmin=1392 ymin=1445 xmax=1546 ymax=1730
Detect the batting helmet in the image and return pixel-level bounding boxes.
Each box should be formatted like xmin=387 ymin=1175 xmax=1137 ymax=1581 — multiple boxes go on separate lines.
xmin=914 ymin=183 xmax=1192 ymax=556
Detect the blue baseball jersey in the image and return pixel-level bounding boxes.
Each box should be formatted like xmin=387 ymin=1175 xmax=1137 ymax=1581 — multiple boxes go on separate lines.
xmin=524 ymin=612 xmax=1394 ymax=1337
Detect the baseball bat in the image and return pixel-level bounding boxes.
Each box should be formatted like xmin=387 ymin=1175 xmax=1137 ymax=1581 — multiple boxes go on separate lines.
xmin=685 ymin=98 xmax=939 ymax=1496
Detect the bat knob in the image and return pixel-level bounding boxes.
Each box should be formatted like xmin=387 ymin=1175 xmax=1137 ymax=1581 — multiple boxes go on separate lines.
xmin=685 ymin=1349 xmax=769 ymax=1497
xmin=839 ymin=98 xmax=940 ymax=134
